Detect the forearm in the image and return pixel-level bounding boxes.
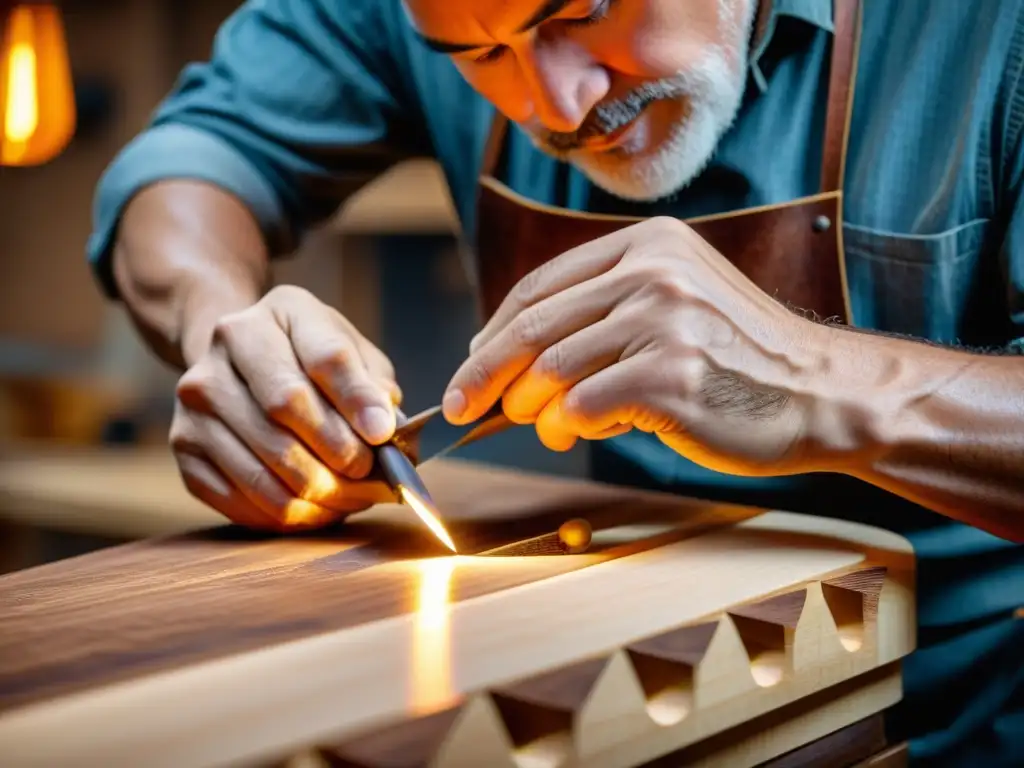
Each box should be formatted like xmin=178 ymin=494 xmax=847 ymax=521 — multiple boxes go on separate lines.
xmin=820 ymin=328 xmax=1024 ymax=542
xmin=113 ymin=180 xmax=270 ymax=369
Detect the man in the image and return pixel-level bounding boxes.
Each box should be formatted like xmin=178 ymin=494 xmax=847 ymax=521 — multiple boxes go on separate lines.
xmin=87 ymin=0 xmax=1023 ymax=764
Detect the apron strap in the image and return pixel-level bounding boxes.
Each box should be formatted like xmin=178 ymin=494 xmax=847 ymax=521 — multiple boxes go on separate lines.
xmin=819 ymin=0 xmax=863 ymax=193
xmin=479 ymin=109 xmax=509 ymax=181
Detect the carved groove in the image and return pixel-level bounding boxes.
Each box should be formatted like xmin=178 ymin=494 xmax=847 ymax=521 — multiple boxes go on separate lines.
xmin=728 ymin=589 xmax=806 ymax=687
xmin=491 ymin=656 xmax=609 ymax=765
xmin=320 ymin=706 xmax=463 ymax=767
xmin=822 ymin=566 xmax=888 ymax=652
xmin=321 ymin=566 xmax=904 ymax=768
xmin=627 ymin=622 xmax=717 ymax=726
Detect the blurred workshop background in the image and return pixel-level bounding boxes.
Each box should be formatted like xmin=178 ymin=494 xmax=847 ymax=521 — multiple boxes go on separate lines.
xmin=0 ymin=0 xmax=587 ymax=575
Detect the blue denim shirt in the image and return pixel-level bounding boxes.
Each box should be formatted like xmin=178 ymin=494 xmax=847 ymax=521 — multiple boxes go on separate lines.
xmin=87 ymin=0 xmax=1024 ymax=763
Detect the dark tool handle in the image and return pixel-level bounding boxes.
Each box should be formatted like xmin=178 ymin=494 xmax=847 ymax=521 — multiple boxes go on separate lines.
xmin=376 ymin=442 xmax=436 ymax=504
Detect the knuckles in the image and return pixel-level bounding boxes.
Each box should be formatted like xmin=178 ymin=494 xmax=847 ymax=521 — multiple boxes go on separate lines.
xmin=264 ymin=284 xmax=315 ymax=308
xmin=175 ymin=362 xmax=225 ymax=412
xmin=168 ymin=414 xmax=201 ymax=455
xmin=462 ymin=358 xmax=497 ymax=393
xmin=637 ymin=269 xmax=692 ymax=305
xmin=509 ymin=261 xmax=549 ymax=311
xmin=210 ymin=311 xmax=248 ymax=346
xmin=260 ymin=379 xmax=313 ymax=424
xmin=509 ymin=304 xmax=550 ymax=351
xmin=610 ymin=258 xmax=693 ymax=322
xmin=557 ymin=388 xmax=589 ymax=425
xmin=640 ymin=216 xmax=692 ymax=240
xmin=301 ymin=342 xmax=356 ymax=382
xmin=533 ymin=342 xmax=570 ymax=381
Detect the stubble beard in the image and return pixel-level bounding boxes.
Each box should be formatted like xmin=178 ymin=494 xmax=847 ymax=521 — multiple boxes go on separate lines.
xmin=530 ymin=1 xmax=756 ymax=203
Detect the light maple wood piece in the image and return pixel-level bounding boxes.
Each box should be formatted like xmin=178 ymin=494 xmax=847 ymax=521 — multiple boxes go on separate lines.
xmin=0 ymin=458 xmax=915 ymax=768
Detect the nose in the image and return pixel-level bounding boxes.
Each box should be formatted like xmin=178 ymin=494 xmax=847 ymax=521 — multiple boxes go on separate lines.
xmin=517 ymin=37 xmax=608 ymax=133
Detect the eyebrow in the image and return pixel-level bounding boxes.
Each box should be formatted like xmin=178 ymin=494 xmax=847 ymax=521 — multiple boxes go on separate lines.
xmin=415 ymin=0 xmax=575 ymax=54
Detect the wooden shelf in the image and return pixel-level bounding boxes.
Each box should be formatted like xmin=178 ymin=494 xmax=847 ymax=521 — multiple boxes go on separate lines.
xmin=332 ymin=160 xmax=461 ymax=236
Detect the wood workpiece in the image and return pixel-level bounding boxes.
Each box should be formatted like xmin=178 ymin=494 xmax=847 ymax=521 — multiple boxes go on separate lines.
xmin=0 ymin=455 xmax=916 ymax=767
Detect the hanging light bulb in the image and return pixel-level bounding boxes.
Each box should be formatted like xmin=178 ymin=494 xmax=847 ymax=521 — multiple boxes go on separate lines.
xmin=0 ymin=2 xmax=76 ymax=167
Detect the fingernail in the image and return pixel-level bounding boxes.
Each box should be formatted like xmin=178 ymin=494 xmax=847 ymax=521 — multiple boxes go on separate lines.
xmin=357 ymin=406 xmax=393 ymax=443
xmin=469 ymin=334 xmax=482 ymax=354
xmin=443 ymin=389 xmax=466 ymax=421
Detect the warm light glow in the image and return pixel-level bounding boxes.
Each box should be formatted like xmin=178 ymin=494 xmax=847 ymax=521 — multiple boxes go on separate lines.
xmin=400 ymin=486 xmax=457 ymax=553
xmin=1 ymin=3 xmax=76 ymax=166
xmin=410 ymin=557 xmax=457 ymax=714
xmin=5 ymin=41 xmax=36 ymax=141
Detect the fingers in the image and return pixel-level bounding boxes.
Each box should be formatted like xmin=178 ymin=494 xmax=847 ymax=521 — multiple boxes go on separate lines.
xmin=218 ymin=316 xmax=387 ymax=480
xmin=172 ymin=404 xmax=379 ymax=532
xmin=173 ymin=286 xmax=405 ymax=532
xmin=471 ymin=223 xmax=646 ymax=353
xmin=288 ymin=310 xmax=398 ymax=446
xmin=500 ymin=314 xmax=636 ymax=424
xmin=214 ymin=310 xmax=377 ymax=478
xmin=176 ymin=353 xmax=373 ymax=511
xmin=533 ymin=355 xmax=673 ymax=451
xmin=445 ymin=272 xmax=625 ymax=424
xmin=174 ymin=452 xmax=275 ymax=530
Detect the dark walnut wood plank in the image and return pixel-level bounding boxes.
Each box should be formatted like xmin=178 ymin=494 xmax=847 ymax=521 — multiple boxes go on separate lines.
xmin=760 ymin=714 xmax=887 ymax=768
xmin=0 ymin=460 xmax=753 ymax=715
xmin=852 ymin=742 xmax=908 ymax=768
xmin=0 ymin=540 xmax=590 ymax=713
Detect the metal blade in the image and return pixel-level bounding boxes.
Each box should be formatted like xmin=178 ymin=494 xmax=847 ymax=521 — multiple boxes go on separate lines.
xmin=390 ymin=401 xmax=512 ymax=466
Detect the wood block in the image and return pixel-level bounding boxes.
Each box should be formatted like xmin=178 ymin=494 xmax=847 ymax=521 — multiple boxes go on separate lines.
xmin=0 ymin=458 xmax=917 ymax=768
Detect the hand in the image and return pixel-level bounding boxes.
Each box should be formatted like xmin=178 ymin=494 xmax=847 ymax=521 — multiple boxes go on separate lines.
xmin=444 ymin=217 xmax=836 ymax=477
xmin=170 ymin=285 xmax=399 ymax=531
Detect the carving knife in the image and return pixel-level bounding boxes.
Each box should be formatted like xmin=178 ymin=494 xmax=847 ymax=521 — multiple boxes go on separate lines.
xmin=373 ymin=402 xmax=513 ymax=550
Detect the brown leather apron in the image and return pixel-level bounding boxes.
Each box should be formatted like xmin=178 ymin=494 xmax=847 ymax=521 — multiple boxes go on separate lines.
xmin=470 ymin=0 xmax=862 ymax=325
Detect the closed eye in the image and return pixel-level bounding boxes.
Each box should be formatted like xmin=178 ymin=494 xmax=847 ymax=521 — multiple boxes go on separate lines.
xmin=564 ymin=0 xmax=613 ymax=28
xmin=474 ymin=45 xmax=508 ymax=64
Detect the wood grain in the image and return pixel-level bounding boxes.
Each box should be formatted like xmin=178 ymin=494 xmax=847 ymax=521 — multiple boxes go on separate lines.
xmin=0 ymin=458 xmax=758 ymax=714
xmin=0 ymin=459 xmax=916 ymax=768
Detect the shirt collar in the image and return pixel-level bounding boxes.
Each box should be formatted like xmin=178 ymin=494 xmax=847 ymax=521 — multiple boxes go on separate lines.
xmin=750 ymin=0 xmax=834 ymax=92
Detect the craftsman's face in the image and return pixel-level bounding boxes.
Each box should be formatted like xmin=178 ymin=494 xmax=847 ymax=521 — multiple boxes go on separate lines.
xmin=404 ymin=0 xmax=756 ymax=201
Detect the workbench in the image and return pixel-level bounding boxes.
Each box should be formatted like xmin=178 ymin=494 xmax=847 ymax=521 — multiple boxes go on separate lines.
xmin=0 ymin=448 xmax=915 ymax=767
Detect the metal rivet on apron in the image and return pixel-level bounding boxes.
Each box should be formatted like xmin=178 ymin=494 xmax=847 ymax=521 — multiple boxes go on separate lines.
xmin=812 ymin=215 xmax=832 ymax=232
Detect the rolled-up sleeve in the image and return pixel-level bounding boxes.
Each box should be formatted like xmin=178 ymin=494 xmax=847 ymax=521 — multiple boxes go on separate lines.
xmin=87 ymin=0 xmax=429 ymax=298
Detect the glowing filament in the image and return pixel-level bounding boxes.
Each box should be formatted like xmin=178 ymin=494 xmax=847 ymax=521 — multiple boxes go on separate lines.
xmin=5 ymin=41 xmax=36 ymax=142
xmin=1 ymin=3 xmax=77 ymax=166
